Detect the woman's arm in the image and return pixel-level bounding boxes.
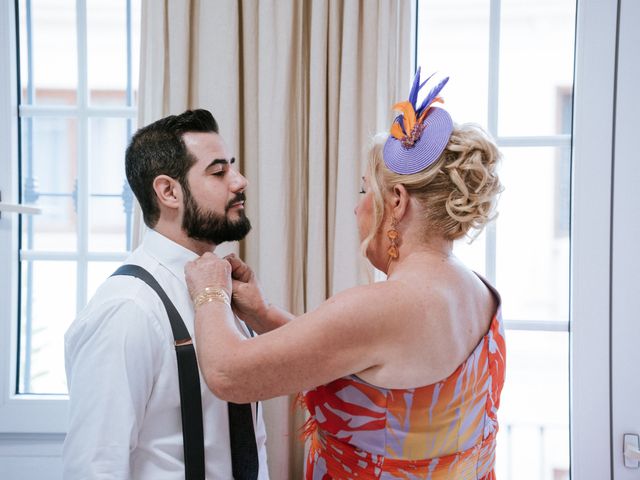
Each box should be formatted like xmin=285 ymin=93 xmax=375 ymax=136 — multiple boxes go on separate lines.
xmin=186 ymin=253 xmax=404 ymax=403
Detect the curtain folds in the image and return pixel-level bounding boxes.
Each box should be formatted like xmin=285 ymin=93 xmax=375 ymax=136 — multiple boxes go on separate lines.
xmin=137 ymin=1 xmax=410 ymax=476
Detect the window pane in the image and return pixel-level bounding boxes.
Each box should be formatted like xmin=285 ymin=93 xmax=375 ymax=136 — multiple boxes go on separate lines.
xmin=87 ymin=0 xmax=128 ymax=106
xmin=495 ymin=330 xmax=569 ymax=479
xmin=498 ymin=0 xmax=576 ymax=136
xmin=15 ymin=0 xmax=141 ymax=397
xmin=416 ymin=0 xmax=490 ymax=126
xmin=19 ymin=261 xmax=76 ymax=394
xmin=495 ymin=147 xmax=570 ymax=322
xmin=88 ymin=117 xmax=135 ymax=252
xmin=21 ymin=117 xmax=78 ymax=251
xmin=417 ymin=1 xmax=575 ymax=478
xmin=19 ymin=0 xmax=78 ymax=105
xmin=454 ymin=228 xmax=488 ymax=277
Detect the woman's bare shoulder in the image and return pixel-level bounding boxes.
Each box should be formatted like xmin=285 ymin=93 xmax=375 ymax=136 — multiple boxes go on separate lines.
xmin=321 ymin=279 xmax=421 ymax=323
xmin=355 ymin=267 xmax=498 ymax=389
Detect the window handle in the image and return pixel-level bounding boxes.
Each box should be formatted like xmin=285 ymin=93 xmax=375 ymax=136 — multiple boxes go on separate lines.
xmin=0 ymin=202 xmax=42 ymax=216
xmin=0 ymin=191 xmax=42 ymax=218
xmin=0 ymin=202 xmax=42 ymax=215
xmin=624 ymin=434 xmax=640 ymax=468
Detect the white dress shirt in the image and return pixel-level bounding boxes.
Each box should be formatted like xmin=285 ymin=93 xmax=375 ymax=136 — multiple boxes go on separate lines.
xmin=63 ymin=230 xmax=269 ymax=479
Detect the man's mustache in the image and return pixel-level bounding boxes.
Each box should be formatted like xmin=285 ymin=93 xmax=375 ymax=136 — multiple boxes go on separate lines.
xmin=226 ymin=192 xmax=246 ymax=210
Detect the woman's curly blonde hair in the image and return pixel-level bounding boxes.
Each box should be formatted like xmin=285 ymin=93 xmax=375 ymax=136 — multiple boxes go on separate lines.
xmin=362 ymin=123 xmax=503 ymax=253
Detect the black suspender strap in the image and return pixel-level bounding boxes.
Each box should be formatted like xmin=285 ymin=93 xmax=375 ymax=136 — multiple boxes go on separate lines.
xmin=112 ymin=265 xmax=205 ymax=480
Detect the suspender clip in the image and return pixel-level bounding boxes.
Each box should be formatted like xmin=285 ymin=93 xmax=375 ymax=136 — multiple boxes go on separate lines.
xmin=175 ymin=337 xmax=193 ymax=348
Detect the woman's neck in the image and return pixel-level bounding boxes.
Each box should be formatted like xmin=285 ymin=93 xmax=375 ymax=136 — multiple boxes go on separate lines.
xmin=386 ymin=240 xmax=454 ymax=278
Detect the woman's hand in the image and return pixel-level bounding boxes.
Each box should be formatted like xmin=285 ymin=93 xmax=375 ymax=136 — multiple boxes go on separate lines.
xmin=224 ymin=253 xmax=270 ymax=327
xmin=185 ymin=252 xmax=232 ymax=300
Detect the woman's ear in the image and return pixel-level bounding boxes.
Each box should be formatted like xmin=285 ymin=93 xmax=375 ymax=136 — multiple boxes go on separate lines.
xmin=390 ymin=184 xmax=410 ymax=222
xmin=152 ymin=175 xmax=182 ymax=210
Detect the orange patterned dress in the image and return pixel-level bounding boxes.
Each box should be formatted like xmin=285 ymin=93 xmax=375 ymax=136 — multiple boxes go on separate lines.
xmin=302 ymin=283 xmax=505 ymax=479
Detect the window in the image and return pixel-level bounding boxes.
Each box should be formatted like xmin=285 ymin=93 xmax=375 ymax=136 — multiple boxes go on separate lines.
xmin=0 ymin=0 xmax=140 ymax=431
xmin=415 ymin=0 xmax=576 ymax=478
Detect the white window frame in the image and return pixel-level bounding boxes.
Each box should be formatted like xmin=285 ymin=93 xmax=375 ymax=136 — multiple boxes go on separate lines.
xmin=0 ymin=0 xmax=135 ymax=434
xmin=0 ymin=0 xmax=64 ymax=435
xmin=570 ymin=0 xmax=618 ymax=477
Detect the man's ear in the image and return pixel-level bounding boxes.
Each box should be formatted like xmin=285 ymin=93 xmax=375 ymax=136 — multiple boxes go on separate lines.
xmin=152 ymin=175 xmax=182 ymax=210
xmin=390 ymin=183 xmax=410 ymax=222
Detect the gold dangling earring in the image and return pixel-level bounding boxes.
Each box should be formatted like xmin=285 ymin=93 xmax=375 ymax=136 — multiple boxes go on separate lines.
xmin=386 ymin=217 xmax=400 ymax=270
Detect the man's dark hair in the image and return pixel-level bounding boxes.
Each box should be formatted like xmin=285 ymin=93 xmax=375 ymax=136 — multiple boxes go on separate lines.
xmin=125 ymin=109 xmax=219 ymax=227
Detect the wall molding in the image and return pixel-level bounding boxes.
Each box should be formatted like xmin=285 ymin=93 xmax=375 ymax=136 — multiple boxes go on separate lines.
xmin=0 ymin=433 xmax=64 ymax=457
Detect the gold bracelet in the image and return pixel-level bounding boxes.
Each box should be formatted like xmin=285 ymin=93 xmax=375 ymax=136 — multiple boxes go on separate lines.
xmin=192 ymin=286 xmax=231 ymax=308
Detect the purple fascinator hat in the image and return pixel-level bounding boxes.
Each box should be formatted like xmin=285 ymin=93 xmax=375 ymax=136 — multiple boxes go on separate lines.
xmin=383 ymin=67 xmax=453 ymax=175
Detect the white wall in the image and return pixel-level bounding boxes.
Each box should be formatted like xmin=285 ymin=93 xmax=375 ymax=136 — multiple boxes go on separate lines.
xmin=0 ymin=434 xmax=64 ymax=480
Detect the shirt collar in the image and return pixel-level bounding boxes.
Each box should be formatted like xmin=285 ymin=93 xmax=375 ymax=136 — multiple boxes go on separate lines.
xmin=142 ymin=229 xmax=200 ymax=283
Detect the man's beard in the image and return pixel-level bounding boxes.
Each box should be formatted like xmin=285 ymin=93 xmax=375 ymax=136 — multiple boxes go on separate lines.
xmin=181 ymin=187 xmax=252 ymax=244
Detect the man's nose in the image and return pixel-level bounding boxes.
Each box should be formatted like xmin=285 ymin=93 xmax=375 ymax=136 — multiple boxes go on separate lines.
xmin=231 ymin=169 xmax=248 ymax=191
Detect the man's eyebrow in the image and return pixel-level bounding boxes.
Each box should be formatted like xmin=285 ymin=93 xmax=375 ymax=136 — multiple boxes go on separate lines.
xmin=205 ymin=158 xmax=232 ymax=169
xmin=205 ymin=157 xmax=236 ymax=169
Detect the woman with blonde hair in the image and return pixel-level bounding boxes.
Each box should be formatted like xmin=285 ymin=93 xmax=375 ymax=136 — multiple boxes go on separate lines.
xmin=186 ymin=68 xmax=505 ymax=479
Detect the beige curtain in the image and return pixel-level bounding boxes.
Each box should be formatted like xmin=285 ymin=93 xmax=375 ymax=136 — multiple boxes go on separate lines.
xmin=137 ymin=0 xmax=410 ymax=477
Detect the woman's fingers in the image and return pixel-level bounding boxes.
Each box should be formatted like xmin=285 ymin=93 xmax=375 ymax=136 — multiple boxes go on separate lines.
xmin=185 ymin=252 xmax=233 ymax=298
xmin=225 ymin=253 xmax=254 ymax=283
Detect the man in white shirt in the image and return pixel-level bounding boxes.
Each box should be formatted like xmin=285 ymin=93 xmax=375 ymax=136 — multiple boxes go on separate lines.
xmin=63 ymin=109 xmax=269 ymax=479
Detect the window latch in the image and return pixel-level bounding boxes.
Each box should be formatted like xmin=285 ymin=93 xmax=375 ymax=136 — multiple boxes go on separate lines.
xmin=624 ymin=434 xmax=640 ymax=468
xmin=0 ymin=191 xmax=42 ymax=219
